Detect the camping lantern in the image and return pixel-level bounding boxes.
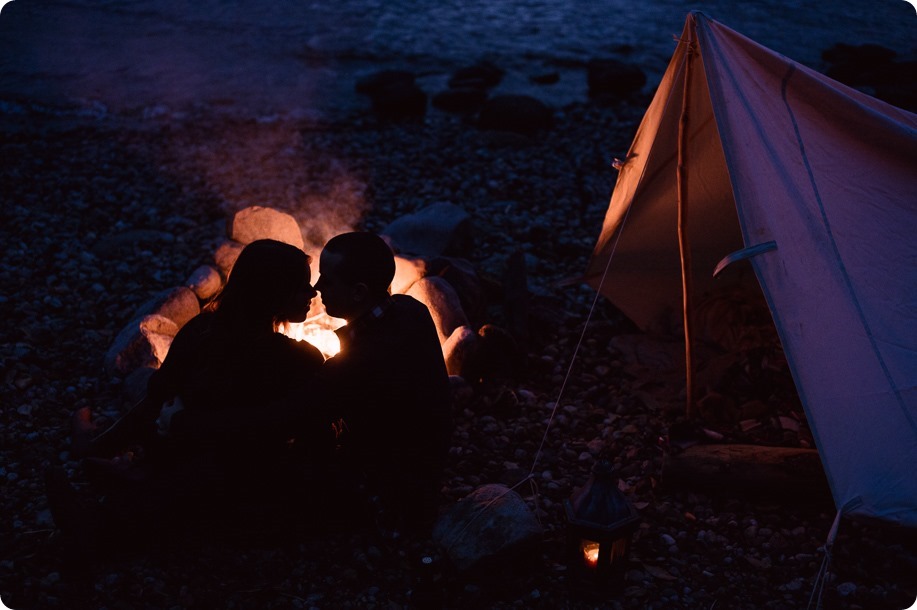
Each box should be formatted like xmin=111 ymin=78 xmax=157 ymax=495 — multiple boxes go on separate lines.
xmin=564 ymin=458 xmax=640 ymax=591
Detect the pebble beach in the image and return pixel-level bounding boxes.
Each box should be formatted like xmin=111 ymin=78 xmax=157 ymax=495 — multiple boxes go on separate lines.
xmin=2 ymin=1 xmax=916 ymax=608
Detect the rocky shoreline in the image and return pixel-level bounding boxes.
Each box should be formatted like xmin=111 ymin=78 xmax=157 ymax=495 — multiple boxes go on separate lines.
xmin=2 ymin=86 xmax=916 ymax=610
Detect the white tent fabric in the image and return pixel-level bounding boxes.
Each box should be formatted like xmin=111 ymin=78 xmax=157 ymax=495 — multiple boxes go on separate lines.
xmin=585 ymin=12 xmax=917 ymax=527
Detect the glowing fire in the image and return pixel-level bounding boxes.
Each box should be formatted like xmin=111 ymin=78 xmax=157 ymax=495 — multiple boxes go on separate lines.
xmin=277 ymin=295 xmax=346 ymax=359
xmin=278 ymin=313 xmax=345 ymax=359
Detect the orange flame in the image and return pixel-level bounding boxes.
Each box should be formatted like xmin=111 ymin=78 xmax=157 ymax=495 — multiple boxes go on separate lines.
xmin=278 ymin=308 xmax=345 ymax=360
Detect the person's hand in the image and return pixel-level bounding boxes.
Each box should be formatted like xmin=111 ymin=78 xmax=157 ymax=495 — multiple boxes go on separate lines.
xmin=156 ymin=396 xmax=185 ymax=437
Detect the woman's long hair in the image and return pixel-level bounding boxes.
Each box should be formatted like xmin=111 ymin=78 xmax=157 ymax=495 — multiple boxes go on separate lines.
xmin=208 ymin=239 xmax=311 ymax=331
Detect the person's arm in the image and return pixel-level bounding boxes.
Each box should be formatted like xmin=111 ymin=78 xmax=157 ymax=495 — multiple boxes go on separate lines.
xmin=83 ymin=394 xmax=162 ymax=457
xmin=86 ymin=315 xmax=205 ymax=456
xmin=166 ymin=375 xmax=331 ymax=448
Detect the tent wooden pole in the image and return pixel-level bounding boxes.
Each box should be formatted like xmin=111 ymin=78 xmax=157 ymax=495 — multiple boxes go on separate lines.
xmin=676 ymin=27 xmax=696 ymax=419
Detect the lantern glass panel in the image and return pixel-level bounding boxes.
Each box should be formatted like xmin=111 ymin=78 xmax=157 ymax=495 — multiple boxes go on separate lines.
xmin=581 ymin=540 xmax=600 ymax=568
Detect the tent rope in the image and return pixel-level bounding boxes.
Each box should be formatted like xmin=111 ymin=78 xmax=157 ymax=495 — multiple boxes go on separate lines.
xmin=528 ymin=180 xmax=636 ymax=477
xmin=806 ymin=510 xmax=842 ymax=610
xmin=441 ymin=473 xmax=535 ymax=554
xmin=441 ymin=165 xmax=638 ymax=554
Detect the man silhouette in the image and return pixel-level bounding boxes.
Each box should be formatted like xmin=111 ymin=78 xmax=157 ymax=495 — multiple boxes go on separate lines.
xmin=315 ymin=232 xmax=451 ymax=535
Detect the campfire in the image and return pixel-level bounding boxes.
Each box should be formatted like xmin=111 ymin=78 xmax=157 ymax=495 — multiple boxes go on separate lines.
xmin=276 ymin=295 xmax=345 ymax=359
xmin=105 ymin=204 xmax=479 ymax=385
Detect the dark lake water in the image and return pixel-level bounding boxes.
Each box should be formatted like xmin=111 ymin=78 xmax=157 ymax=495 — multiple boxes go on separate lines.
xmin=1 ymin=0 xmax=914 ymax=121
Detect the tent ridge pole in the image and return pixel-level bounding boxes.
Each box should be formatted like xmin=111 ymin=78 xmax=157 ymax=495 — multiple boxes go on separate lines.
xmin=677 ymin=23 xmax=696 ymax=419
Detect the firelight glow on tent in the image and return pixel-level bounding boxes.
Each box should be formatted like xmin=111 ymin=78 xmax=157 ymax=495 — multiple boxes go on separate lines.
xmin=585 ymin=12 xmax=917 ymax=527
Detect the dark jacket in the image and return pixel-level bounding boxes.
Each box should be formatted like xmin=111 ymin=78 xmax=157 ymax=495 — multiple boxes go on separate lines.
xmin=153 ymin=312 xmax=325 ymax=464
xmin=321 ymin=294 xmax=452 ymax=525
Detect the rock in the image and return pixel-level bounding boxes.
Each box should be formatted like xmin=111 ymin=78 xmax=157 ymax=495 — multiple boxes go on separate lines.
xmin=213 ymin=240 xmax=245 ymax=279
xmin=122 ymin=365 xmax=157 ymax=406
xmin=477 ymin=94 xmax=553 ymax=136
xmin=426 ymin=257 xmax=486 ymax=325
xmin=432 ymin=87 xmax=488 ymax=114
xmin=229 ymin=206 xmax=305 ymax=250
xmin=529 ymin=72 xmax=560 ymax=85
xmin=186 ymin=264 xmax=223 ymax=301
xmin=391 ymin=254 xmax=428 ymax=295
xmin=133 ymin=286 xmax=201 ymax=330
xmin=432 ymin=483 xmax=543 ymax=571
xmin=875 ymin=64 xmax=917 ymax=112
xmin=821 ymin=43 xmax=897 ymax=86
xmin=447 ymin=60 xmax=504 ymax=90
xmin=406 ymin=276 xmax=469 ymax=345
xmin=382 ymin=202 xmax=472 ymax=258
xmin=876 ymin=68 xmax=917 ymax=112
xmin=442 ymin=325 xmax=480 ymax=377
xmin=375 ymin=83 xmax=428 ymax=119
xmin=586 ymin=58 xmax=647 ymax=99
xmin=355 ymin=69 xmax=416 ymax=96
xmin=820 ymin=45 xmax=917 ymax=112
xmin=104 ymin=314 xmax=179 ymax=375
xmin=836 ymin=582 xmax=857 ymax=597
xmin=468 ymin=324 xmax=522 ymax=383
xmin=356 ymin=72 xmax=428 ymax=119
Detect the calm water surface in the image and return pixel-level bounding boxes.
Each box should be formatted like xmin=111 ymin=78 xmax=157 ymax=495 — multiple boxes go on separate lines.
xmin=0 ymin=0 xmax=914 ymax=120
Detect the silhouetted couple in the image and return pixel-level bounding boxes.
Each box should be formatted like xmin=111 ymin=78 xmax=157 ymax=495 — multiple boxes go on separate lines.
xmin=49 ymin=232 xmax=451 ymax=561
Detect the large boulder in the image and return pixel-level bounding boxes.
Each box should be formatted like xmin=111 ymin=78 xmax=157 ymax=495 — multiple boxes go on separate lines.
xmin=464 ymin=324 xmax=522 ymax=384
xmin=441 ymin=325 xmax=480 ymax=378
xmin=821 ymin=43 xmax=898 ymax=86
xmin=392 ymin=254 xmax=428 ymax=295
xmin=186 ymin=264 xmax=223 ymax=301
xmin=407 ymin=276 xmax=469 ymax=345
xmin=375 ymin=83 xmax=428 ymax=119
xmin=229 ymin=206 xmax=304 ymax=250
xmin=133 ymin=286 xmax=200 ymax=330
xmin=447 ymin=60 xmax=504 ymax=90
xmin=426 ymin=257 xmax=486 ymax=325
xmin=382 ymin=202 xmax=472 ymax=258
xmin=477 ymin=94 xmax=553 ymax=136
xmin=820 ymin=43 xmax=916 ymax=112
xmin=432 ymin=484 xmax=543 ymax=572
xmin=213 ymin=240 xmax=245 ymax=279
xmin=586 ymin=58 xmax=647 ymax=99
xmin=122 ymin=365 xmax=157 ymax=406
xmin=356 ymin=70 xmax=427 ymax=119
xmin=355 ymin=69 xmax=416 ymax=96
xmin=432 ymin=87 xmax=488 ymax=114
xmin=104 ymin=314 xmax=179 ymax=375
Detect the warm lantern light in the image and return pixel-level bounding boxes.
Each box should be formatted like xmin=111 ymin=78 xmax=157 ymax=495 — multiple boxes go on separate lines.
xmin=565 ymin=458 xmax=640 ymax=593
xmin=582 ymin=541 xmax=600 ymax=567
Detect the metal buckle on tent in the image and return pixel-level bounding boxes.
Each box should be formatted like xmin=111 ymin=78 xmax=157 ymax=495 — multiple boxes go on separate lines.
xmin=713 ymin=241 xmax=777 ymax=278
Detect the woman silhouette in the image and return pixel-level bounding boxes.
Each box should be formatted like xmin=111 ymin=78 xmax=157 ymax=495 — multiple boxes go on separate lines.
xmin=54 ymin=239 xmax=326 ymax=553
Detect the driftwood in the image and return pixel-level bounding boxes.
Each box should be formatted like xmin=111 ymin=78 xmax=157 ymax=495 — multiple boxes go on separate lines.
xmin=661 ymin=443 xmax=832 ymax=502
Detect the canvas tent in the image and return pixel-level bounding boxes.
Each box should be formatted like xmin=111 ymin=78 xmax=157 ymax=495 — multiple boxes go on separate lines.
xmin=584 ymin=12 xmax=917 ymax=528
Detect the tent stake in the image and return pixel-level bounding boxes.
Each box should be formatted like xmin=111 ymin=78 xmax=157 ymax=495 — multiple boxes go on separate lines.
xmin=677 ymin=25 xmax=696 ymax=419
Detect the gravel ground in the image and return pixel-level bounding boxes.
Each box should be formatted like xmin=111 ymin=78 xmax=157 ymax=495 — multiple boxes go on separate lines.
xmin=1 ymin=100 xmax=916 ymax=610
